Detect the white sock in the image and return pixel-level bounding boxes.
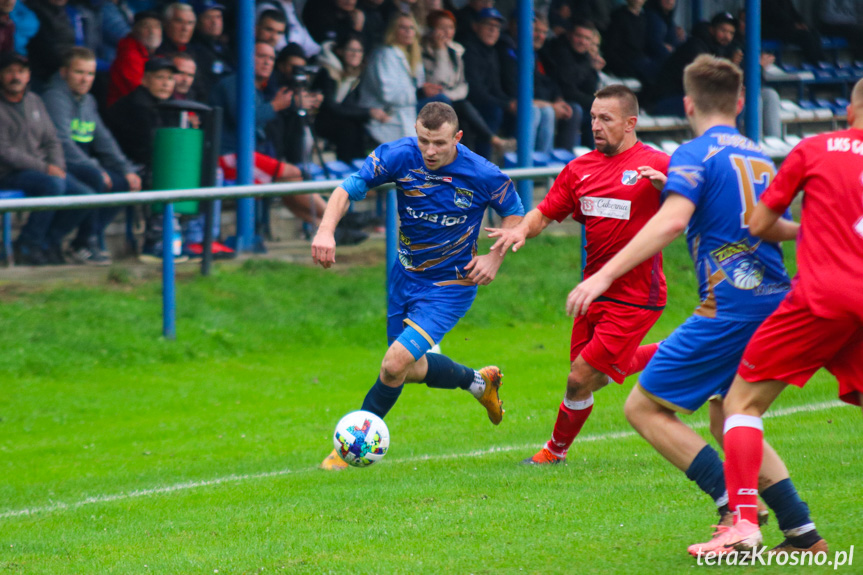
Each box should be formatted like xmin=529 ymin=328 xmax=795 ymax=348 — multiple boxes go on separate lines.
xmin=784 ymin=523 xmax=816 ymax=538
xmin=563 ymin=394 xmax=594 ymax=411
xmin=468 ymin=370 xmax=485 ymax=398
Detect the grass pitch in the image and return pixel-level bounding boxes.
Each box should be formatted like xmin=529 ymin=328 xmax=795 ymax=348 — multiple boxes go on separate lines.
xmin=0 ymin=236 xmax=860 ymax=574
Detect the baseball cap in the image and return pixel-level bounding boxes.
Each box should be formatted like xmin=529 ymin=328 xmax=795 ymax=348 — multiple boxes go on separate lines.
xmin=144 ymin=57 xmax=179 ymax=74
xmin=475 ymin=7 xmax=504 ymax=23
xmin=196 ymin=1 xmax=225 ymax=15
xmin=0 ymin=52 xmax=29 ymax=72
xmin=710 ymin=11 xmax=737 ymax=28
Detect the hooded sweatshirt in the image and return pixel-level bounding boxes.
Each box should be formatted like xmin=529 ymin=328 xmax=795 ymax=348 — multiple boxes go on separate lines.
xmin=41 ymin=73 xmax=134 ymax=177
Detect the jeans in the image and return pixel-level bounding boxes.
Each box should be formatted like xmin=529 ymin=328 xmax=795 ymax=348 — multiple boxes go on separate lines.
xmin=532 ymin=104 xmax=556 ymax=154
xmin=0 ymin=169 xmax=93 ymax=248
xmin=66 ymin=163 xmax=129 ymax=248
xmin=556 ymin=101 xmax=583 ymax=150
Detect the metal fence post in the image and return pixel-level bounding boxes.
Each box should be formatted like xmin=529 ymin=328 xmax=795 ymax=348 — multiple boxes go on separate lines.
xmin=162 ymin=202 xmax=176 ymax=340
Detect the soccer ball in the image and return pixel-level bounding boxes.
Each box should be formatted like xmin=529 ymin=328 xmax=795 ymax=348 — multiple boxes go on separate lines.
xmin=333 ymin=410 xmax=390 ymax=467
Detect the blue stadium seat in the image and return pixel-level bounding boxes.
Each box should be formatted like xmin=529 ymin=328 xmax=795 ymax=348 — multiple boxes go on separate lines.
xmin=0 ymin=190 xmax=25 ymax=266
xmin=351 ymin=158 xmax=366 ymax=172
xmin=503 ymin=151 xmax=518 ymax=168
xmin=532 ymin=152 xmax=551 ymax=167
xmin=822 ymin=36 xmax=849 ymax=50
xmin=550 ymin=148 xmax=576 ymax=165
xmin=298 ymin=162 xmax=326 ymax=181
xmin=323 ymin=160 xmax=354 ymax=179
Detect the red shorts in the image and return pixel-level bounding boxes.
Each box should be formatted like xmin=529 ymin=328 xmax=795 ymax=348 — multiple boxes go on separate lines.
xmin=571 ymin=299 xmax=663 ymax=383
xmin=739 ymin=291 xmax=863 ymax=406
xmin=219 ymin=152 xmax=283 ymax=184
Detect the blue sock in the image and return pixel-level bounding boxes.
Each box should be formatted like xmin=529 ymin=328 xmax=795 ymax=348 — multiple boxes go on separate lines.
xmin=685 ymin=445 xmax=728 ymax=507
xmin=761 ymin=478 xmax=813 ymax=532
xmin=423 ymin=353 xmax=475 ymax=390
xmin=360 ymin=377 xmax=403 ymax=418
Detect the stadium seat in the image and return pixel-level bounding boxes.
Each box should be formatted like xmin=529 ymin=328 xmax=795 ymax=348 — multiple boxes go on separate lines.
xmin=503 ymin=151 xmax=518 ymax=168
xmin=351 ymin=158 xmax=366 ymax=172
xmin=573 ymin=146 xmax=592 ymax=157
xmin=298 ymin=162 xmax=326 ymax=181
xmin=323 ymin=160 xmax=354 ymax=180
xmin=532 ymin=152 xmax=551 ymax=167
xmin=0 ymin=190 xmax=25 ymax=266
xmin=784 ymin=134 xmax=803 ymax=148
xmin=550 ymin=148 xmax=576 ymax=165
xmin=660 ymin=140 xmax=680 ymax=155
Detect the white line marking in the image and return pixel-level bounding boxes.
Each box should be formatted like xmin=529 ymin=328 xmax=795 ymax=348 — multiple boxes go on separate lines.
xmin=0 ymin=400 xmax=845 ymax=520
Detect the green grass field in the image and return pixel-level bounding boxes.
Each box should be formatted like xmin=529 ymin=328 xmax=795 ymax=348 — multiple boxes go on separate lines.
xmin=0 ymin=235 xmax=860 ymax=574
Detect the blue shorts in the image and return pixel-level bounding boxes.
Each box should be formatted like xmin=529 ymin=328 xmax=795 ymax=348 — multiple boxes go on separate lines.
xmin=387 ymin=266 xmax=477 ymax=360
xmin=638 ymin=315 xmax=767 ymax=414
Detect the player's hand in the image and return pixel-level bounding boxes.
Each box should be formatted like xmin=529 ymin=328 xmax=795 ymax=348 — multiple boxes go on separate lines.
xmin=464 ymin=253 xmax=503 ymax=286
xmin=637 ymin=165 xmax=667 ymax=191
xmin=311 ymin=229 xmax=337 ymax=269
xmin=486 ymin=226 xmax=527 ymax=257
xmin=566 ymin=273 xmax=613 ymax=317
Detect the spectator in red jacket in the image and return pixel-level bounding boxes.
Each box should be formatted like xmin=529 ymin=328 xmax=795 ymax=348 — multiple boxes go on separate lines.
xmin=107 ymin=10 xmax=162 ymax=106
xmin=0 ymin=0 xmax=15 ymax=54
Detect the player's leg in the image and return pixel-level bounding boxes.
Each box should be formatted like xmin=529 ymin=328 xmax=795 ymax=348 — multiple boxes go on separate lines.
xmin=524 ymin=303 xmax=661 ymax=465
xmin=627 ymin=341 xmax=661 ymax=374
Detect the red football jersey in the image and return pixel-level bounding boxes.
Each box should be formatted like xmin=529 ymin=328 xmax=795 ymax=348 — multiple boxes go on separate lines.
xmin=538 ymin=142 xmax=670 ymax=307
xmin=760 ymin=128 xmax=863 ymax=321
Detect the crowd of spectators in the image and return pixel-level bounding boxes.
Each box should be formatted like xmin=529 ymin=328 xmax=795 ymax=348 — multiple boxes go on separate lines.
xmin=0 ymin=0 xmax=846 ymax=265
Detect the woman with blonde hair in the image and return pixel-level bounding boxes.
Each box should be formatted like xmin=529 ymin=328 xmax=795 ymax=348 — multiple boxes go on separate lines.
xmin=360 ymin=12 xmax=442 ymax=143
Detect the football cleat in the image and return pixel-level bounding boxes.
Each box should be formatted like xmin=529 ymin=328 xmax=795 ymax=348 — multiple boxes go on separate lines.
xmin=477 ymin=366 xmax=504 ymax=425
xmin=687 ymin=519 xmax=762 ymax=557
xmin=320 ymin=448 xmax=349 ymax=471
xmin=521 ymin=447 xmax=565 ymax=465
xmin=769 ymin=537 xmax=828 ymax=556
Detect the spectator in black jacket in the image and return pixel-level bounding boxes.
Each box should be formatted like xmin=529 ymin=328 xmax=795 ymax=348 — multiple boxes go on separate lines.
xmin=603 ymin=0 xmax=663 ymax=87
xmin=644 ymin=0 xmax=685 ymax=64
xmin=462 ymin=7 xmax=513 ymax=157
xmin=303 ymin=0 xmax=365 ymax=45
xmin=453 ymin=0 xmax=491 ymax=43
xmin=26 ymin=0 xmax=77 ymax=88
xmin=541 ymin=19 xmax=598 ymax=146
xmin=189 ymin=1 xmax=233 ymax=99
xmin=315 ymin=32 xmax=387 ymax=162
xmin=762 ymin=0 xmax=824 ymax=64
xmin=646 ymin=12 xmax=740 ymax=116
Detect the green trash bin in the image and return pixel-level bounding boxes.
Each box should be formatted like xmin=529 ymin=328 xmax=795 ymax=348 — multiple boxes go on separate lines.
xmin=151 ymin=127 xmax=203 ymax=215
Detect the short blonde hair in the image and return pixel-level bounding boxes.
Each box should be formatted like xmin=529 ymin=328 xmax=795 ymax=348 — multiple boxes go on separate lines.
xmin=683 ymin=54 xmax=742 ymax=116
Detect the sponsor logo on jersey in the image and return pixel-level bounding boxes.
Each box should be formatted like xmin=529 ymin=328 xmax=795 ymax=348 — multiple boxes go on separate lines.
xmin=398 ymin=250 xmax=412 ymax=268
xmin=621 ymin=170 xmax=639 ymax=185
xmin=580 ymin=196 xmax=632 ymax=220
xmin=454 ymin=187 xmax=474 ymax=209
xmin=710 ymin=239 xmax=765 ymax=290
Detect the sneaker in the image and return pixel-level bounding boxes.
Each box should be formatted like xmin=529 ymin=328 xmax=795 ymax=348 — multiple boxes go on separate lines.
xmin=138 ymin=251 xmax=190 ymax=264
xmin=44 ymin=244 xmax=67 ymax=265
xmin=69 ymin=246 xmax=111 ymax=266
xmin=476 ymin=366 xmax=504 ymax=425
xmin=321 ymin=448 xmax=349 ymax=471
xmin=521 ymin=447 xmax=564 ymax=465
xmin=13 ymin=242 xmax=49 ymax=266
xmin=769 ymin=537 xmax=828 ymax=556
xmin=688 ymin=519 xmax=762 ymax=557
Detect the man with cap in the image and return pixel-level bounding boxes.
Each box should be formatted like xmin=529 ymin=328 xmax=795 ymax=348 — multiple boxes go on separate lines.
xmin=646 ymin=11 xmax=742 ymax=116
xmin=108 ymin=10 xmax=162 ymax=106
xmin=106 ymin=57 xmax=177 ymax=185
xmin=0 ymin=52 xmax=92 ymax=265
xmin=462 ymin=6 xmax=515 ymax=158
xmin=189 ymin=1 xmax=233 ymax=99
xmin=454 ymin=0 xmax=493 ymax=44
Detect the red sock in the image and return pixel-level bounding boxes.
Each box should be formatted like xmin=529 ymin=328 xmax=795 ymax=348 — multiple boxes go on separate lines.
xmin=547 ymin=399 xmax=593 ymax=458
xmin=628 ymin=342 xmax=660 ymax=374
xmin=724 ymin=417 xmax=764 ymax=525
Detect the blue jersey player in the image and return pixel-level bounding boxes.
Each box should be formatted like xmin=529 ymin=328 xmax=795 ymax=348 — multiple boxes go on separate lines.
xmin=312 ymin=103 xmax=525 ymax=470
xmin=567 ymin=55 xmax=816 ymax=556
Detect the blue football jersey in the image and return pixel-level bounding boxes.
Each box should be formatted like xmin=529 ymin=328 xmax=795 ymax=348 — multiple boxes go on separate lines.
xmin=342 ymin=138 xmax=524 ymax=284
xmin=663 ymin=126 xmax=790 ymax=321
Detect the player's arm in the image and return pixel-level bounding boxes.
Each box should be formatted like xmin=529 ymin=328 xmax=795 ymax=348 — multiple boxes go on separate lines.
xmin=466 ymin=214 xmax=524 ymax=285
xmin=749 ymin=200 xmax=800 ymax=242
xmin=485 ymin=208 xmax=554 ymax=256
xmin=311 ymin=187 xmax=352 ymax=269
xmin=566 ymin=193 xmax=695 ymax=316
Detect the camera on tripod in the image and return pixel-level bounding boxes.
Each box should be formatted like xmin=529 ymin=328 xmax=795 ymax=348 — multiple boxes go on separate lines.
xmin=290 ymin=65 xmax=320 ymax=90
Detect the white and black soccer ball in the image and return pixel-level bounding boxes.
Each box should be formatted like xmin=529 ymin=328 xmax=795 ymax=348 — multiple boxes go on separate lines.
xmin=333 ymin=410 xmax=390 ymax=467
